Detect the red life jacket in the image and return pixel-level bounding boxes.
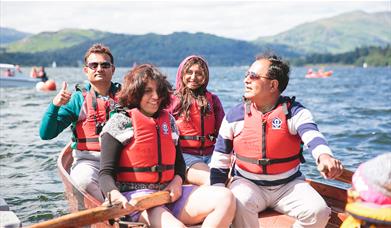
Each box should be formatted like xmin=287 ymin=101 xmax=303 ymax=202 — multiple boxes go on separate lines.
xmin=233 ymin=99 xmax=302 ymax=174
xmin=72 ymin=84 xmax=120 ymax=151
xmin=116 ymin=108 xmax=176 ymax=184
xmin=175 ymin=92 xmax=217 ymax=151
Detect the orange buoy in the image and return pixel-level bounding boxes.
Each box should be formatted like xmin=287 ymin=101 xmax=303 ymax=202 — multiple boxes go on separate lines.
xmin=36 ymin=80 xmax=57 ymax=91
xmin=44 ymin=80 xmax=57 ymax=91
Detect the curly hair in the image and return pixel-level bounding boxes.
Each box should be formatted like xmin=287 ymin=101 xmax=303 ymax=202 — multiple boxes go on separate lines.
xmin=256 ymin=53 xmax=290 ymax=93
xmin=174 ymin=57 xmax=210 ymax=120
xmin=118 ymin=64 xmax=172 ymax=112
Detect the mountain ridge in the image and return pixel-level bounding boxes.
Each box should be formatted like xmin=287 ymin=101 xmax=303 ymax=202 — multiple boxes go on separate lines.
xmin=0 ymin=27 xmax=31 ymax=45
xmin=5 ymin=28 xmax=111 ymax=53
xmin=0 ymin=10 xmax=389 ymax=66
xmin=254 ymin=10 xmax=391 ymax=54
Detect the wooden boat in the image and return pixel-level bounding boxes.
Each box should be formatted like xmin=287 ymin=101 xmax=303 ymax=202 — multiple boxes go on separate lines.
xmin=58 ymin=143 xmax=350 ymax=227
xmin=58 ymin=143 xmax=111 ymax=228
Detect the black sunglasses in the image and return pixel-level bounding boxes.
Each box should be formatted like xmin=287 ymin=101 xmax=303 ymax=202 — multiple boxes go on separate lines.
xmin=86 ymin=62 xmax=112 ymax=70
xmin=245 ymin=71 xmax=272 ymax=80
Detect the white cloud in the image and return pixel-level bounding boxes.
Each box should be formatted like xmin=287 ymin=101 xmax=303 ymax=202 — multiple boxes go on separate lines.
xmin=1 ymin=1 xmax=390 ymax=40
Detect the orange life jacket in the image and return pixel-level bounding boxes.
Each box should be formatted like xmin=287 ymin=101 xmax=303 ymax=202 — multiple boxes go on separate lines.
xmin=116 ymin=108 xmax=176 ymax=184
xmin=233 ymin=99 xmax=302 ymax=174
xmin=72 ymin=85 xmax=119 ymax=151
xmin=175 ymin=92 xmax=217 ymax=151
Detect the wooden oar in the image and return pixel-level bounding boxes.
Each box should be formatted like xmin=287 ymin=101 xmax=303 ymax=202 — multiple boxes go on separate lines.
xmin=317 ymin=164 xmax=354 ymax=184
xmin=29 ymin=191 xmax=171 ymax=228
xmin=335 ymin=168 xmax=354 ymax=184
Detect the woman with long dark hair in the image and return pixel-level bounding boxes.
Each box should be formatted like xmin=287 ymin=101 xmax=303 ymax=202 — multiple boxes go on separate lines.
xmin=99 ymin=64 xmax=235 ymax=227
xmin=167 ymin=56 xmax=225 ymax=186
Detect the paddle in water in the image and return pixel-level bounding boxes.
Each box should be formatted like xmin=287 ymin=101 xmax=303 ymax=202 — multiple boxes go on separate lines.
xmin=29 ymin=191 xmax=171 ymax=228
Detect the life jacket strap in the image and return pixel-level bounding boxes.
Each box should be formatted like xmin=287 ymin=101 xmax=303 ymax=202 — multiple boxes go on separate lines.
xmin=245 ymin=99 xmax=251 ymax=115
xmin=72 ymin=137 xmax=100 ymax=143
xmin=117 ymin=165 xmax=175 ymax=173
xmin=180 ymin=134 xmax=216 ymax=142
xmin=116 ymin=182 xmax=169 ymax=192
xmin=235 ymin=153 xmax=301 ymax=166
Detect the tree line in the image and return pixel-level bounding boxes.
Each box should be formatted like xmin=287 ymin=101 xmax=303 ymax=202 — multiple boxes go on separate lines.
xmin=291 ymin=45 xmax=391 ymax=66
xmin=0 ymin=44 xmax=390 ymax=67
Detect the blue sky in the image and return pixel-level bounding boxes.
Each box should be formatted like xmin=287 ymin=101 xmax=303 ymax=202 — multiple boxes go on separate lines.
xmin=1 ymin=1 xmax=390 ymax=41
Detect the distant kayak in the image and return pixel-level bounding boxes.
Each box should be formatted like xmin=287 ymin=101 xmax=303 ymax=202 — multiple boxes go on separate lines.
xmin=305 ymin=69 xmax=333 ymax=78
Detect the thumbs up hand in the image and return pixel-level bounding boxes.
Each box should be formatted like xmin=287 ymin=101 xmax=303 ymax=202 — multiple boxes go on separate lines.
xmin=53 ymin=82 xmax=72 ymax=107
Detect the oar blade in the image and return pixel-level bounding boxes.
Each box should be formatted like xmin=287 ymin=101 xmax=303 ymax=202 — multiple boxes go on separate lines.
xmin=29 ymin=191 xmax=171 ymax=228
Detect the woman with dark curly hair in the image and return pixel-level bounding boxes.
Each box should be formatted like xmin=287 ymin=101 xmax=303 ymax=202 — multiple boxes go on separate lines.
xmin=99 ymin=64 xmax=235 ymax=227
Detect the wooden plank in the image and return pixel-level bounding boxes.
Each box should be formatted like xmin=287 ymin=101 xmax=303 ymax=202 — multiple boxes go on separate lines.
xmin=259 ymin=209 xmax=294 ymax=228
xmin=28 ymin=191 xmax=171 ymax=228
xmin=335 ymin=169 xmax=354 ymax=184
xmin=308 ymin=180 xmax=348 ymax=202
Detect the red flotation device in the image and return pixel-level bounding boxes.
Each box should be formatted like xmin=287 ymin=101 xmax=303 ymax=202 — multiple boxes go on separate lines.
xmin=36 ymin=80 xmax=57 ymax=91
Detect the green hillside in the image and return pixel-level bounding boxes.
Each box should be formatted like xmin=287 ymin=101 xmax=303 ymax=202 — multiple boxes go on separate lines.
xmin=95 ymin=32 xmax=299 ymax=66
xmin=254 ymin=11 xmax=391 ymax=54
xmin=0 ymin=32 xmax=299 ymax=67
xmin=6 ymin=29 xmax=110 ymax=53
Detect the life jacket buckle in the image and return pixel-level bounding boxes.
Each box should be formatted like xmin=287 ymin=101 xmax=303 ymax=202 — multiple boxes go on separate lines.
xmin=257 ymin=158 xmax=271 ymax=166
xmin=197 ymin=136 xmax=206 ymax=143
xmin=95 ymin=122 xmax=104 ymax=135
xmin=151 ymin=165 xmax=164 ymax=172
xmin=207 ymin=134 xmax=216 ymax=141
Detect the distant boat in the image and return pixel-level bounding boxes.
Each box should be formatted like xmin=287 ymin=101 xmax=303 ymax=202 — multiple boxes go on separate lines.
xmin=305 ymin=68 xmax=333 ymax=78
xmin=0 ymin=63 xmax=41 ymax=87
xmin=52 ymin=61 xmax=57 ymax=68
xmin=363 ymin=62 xmax=368 ymax=68
xmin=0 ymin=63 xmax=56 ymax=91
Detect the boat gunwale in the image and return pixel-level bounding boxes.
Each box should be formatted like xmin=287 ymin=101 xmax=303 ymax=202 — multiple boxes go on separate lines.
xmin=58 ymin=143 xmax=349 ymax=228
xmin=57 ymin=143 xmax=110 ymax=228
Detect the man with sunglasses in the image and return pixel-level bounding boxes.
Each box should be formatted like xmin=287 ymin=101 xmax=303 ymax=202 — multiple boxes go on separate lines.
xmin=39 ymin=43 xmax=120 ymax=202
xmin=209 ymin=53 xmax=344 ymax=227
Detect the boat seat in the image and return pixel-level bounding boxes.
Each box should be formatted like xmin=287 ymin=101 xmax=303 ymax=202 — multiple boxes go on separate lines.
xmin=259 ymin=209 xmax=295 ymax=227
xmin=258 ymin=196 xmax=348 ymax=228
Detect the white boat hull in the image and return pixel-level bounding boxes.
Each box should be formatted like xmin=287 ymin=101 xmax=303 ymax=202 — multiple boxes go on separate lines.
xmin=0 ymin=77 xmax=41 ymax=87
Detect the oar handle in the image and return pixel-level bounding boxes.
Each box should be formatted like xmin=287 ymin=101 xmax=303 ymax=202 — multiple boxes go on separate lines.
xmin=317 ymin=164 xmax=354 ymax=184
xmin=29 ymin=191 xmax=171 ymax=228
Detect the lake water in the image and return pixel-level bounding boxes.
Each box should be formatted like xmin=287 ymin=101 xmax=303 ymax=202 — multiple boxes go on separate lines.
xmin=0 ymin=66 xmax=390 ymax=225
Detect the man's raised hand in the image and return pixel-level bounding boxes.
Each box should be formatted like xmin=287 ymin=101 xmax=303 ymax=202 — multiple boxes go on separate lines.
xmin=53 ymin=82 xmax=72 ymax=106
